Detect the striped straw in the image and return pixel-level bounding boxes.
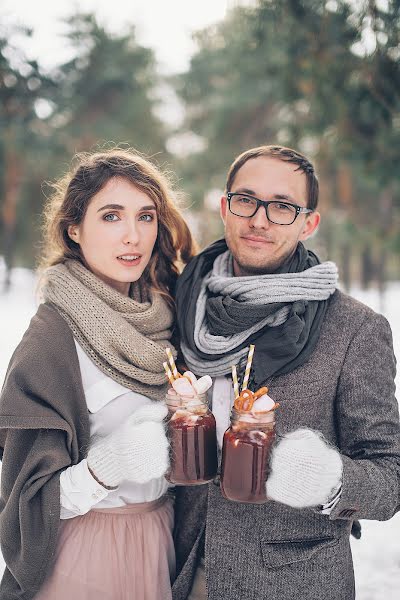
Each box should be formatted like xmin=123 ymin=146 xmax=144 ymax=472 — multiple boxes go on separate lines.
xmin=231 ymin=365 xmax=240 ymax=399
xmin=165 ymin=347 xmax=179 ymax=379
xmin=163 ymin=361 xmax=175 ymax=385
xmin=242 ymin=344 xmax=255 ymax=391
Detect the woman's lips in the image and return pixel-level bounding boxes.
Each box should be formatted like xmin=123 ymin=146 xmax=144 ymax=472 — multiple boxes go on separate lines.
xmin=116 ymin=254 xmax=142 ymax=267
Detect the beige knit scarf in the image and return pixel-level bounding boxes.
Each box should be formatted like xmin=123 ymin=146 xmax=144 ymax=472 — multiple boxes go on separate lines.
xmin=42 ymin=260 xmax=175 ymax=401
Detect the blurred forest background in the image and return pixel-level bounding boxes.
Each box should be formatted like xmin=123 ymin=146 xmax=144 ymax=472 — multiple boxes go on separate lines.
xmin=1 ymin=0 xmax=400 ymax=292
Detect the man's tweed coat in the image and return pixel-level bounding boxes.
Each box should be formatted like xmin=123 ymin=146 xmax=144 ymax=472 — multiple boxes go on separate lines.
xmin=172 ymin=290 xmax=400 ymax=600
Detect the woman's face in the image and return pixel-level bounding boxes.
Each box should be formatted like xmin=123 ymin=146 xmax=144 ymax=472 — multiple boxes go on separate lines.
xmin=68 ymin=177 xmax=158 ymax=295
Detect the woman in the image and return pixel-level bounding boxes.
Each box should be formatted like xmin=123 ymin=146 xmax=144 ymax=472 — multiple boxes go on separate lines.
xmin=0 ymin=149 xmax=197 ymax=600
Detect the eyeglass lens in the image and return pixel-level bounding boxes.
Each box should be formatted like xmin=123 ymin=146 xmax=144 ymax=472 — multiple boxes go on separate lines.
xmin=230 ymin=195 xmax=297 ymax=224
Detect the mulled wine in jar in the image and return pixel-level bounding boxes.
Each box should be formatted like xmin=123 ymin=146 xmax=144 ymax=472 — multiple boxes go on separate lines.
xmin=165 ymin=390 xmax=217 ymax=485
xmin=221 ymin=400 xmax=276 ymax=503
xmin=220 ymin=346 xmax=279 ymax=503
xmin=163 ymin=350 xmax=217 ymax=485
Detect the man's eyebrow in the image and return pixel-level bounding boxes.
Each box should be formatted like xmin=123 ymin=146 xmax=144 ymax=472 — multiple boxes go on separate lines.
xmin=233 ymin=188 xmax=295 ymax=201
xmin=234 ymin=187 xmax=256 ymax=195
xmin=273 ymin=194 xmax=295 ymax=201
xmin=97 ymin=203 xmax=156 ymax=212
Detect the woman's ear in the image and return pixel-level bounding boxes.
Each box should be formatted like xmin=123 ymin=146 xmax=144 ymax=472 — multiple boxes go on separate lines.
xmin=67 ymin=224 xmax=80 ymax=244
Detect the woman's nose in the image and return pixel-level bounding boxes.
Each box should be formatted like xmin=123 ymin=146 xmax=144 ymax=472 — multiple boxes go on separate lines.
xmin=122 ymin=221 xmax=140 ymax=245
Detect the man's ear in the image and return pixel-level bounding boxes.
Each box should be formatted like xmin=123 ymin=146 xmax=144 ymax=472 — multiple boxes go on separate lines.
xmin=67 ymin=224 xmax=80 ymax=244
xmin=220 ymin=196 xmax=228 ymax=225
xmin=299 ymin=211 xmax=320 ymax=241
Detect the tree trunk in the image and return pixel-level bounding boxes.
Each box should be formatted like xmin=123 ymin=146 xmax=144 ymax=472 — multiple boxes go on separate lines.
xmin=1 ymin=142 xmax=22 ymax=292
xmin=360 ymin=244 xmax=374 ymax=290
xmin=376 ymin=187 xmax=393 ymax=313
xmin=340 ymin=241 xmax=351 ymax=292
xmin=376 ymin=246 xmax=387 ymax=314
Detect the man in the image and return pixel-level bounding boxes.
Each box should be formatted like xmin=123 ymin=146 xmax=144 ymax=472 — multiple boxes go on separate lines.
xmin=172 ymin=145 xmax=399 ymax=600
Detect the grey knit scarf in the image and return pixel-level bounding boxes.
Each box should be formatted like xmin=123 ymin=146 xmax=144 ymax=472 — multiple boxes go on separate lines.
xmin=42 ymin=260 xmax=175 ymax=401
xmin=182 ymin=250 xmax=338 ymax=377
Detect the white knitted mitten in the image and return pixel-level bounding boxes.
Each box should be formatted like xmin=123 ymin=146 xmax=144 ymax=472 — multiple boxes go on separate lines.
xmin=266 ymin=428 xmax=343 ymax=508
xmin=87 ymin=403 xmax=169 ymax=488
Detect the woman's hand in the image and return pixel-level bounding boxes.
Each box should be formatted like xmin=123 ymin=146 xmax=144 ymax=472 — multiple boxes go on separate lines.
xmin=87 ymin=403 xmax=169 ymax=488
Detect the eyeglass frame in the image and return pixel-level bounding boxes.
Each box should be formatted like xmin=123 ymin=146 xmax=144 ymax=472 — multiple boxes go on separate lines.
xmin=226 ymin=192 xmax=314 ymax=225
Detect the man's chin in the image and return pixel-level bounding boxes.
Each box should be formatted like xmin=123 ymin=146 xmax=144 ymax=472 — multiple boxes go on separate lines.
xmin=234 ymin=257 xmax=280 ymax=276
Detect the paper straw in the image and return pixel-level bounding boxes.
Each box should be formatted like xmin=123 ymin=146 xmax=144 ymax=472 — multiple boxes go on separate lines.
xmin=242 ymin=344 xmax=255 ymax=391
xmin=163 ymin=361 xmax=175 ymax=385
xmin=231 ymin=365 xmax=239 ymax=399
xmin=165 ymin=347 xmax=179 ymax=379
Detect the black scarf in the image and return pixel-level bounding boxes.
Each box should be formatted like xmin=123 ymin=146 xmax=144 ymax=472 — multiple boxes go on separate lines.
xmin=175 ymin=239 xmax=335 ymax=388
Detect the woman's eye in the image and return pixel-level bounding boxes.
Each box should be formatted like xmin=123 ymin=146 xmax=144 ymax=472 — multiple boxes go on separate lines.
xmin=139 ymin=213 xmax=154 ymax=222
xmin=103 ymin=213 xmax=119 ymax=222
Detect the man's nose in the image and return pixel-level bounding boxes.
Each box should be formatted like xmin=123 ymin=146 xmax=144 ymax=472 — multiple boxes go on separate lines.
xmin=248 ymin=205 xmax=271 ymax=229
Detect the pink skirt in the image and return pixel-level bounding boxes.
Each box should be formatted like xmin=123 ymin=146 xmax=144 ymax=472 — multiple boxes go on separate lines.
xmin=35 ymin=495 xmax=175 ymax=600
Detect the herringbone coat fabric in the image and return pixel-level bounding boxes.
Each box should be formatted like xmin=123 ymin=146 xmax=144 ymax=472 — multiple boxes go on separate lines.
xmin=172 ymin=290 xmax=400 ymax=600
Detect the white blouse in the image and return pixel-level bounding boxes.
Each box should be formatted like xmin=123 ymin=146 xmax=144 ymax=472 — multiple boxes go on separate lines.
xmin=59 ymin=341 xmax=170 ymax=520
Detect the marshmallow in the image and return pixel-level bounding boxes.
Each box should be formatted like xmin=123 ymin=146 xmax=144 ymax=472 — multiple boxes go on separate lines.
xmin=172 ymin=377 xmax=196 ymax=397
xmin=194 ymin=375 xmax=213 ymax=394
xmin=252 ymin=393 xmax=275 ymax=413
xmin=183 ymin=371 xmax=198 ymax=386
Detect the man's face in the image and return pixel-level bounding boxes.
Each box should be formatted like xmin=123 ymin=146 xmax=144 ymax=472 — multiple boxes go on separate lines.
xmin=221 ymin=157 xmax=320 ymax=276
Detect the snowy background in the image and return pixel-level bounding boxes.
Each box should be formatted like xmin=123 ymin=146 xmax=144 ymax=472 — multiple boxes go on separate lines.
xmin=0 ymin=266 xmax=399 ymax=597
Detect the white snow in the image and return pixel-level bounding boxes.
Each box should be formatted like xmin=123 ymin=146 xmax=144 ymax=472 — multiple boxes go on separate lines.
xmin=0 ymin=266 xmax=399 ymax=595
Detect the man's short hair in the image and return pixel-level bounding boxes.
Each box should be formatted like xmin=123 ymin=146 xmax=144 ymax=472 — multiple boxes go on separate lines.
xmin=225 ymin=145 xmax=319 ymax=210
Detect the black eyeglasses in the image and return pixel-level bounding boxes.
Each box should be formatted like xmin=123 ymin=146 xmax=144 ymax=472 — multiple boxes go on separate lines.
xmin=227 ymin=192 xmax=313 ymax=225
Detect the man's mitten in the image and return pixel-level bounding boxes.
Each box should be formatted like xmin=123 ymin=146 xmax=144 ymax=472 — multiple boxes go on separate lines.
xmin=87 ymin=403 xmax=169 ymax=488
xmin=266 ymin=428 xmax=343 ymax=508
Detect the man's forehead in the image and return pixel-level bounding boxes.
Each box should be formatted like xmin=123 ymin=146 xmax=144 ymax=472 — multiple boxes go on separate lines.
xmin=232 ymin=156 xmax=307 ymax=199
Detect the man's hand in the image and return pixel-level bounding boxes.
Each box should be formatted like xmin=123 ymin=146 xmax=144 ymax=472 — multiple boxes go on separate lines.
xmin=266 ymin=428 xmax=343 ymax=508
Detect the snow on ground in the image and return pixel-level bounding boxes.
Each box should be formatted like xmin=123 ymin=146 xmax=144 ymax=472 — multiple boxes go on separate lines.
xmin=0 ymin=267 xmax=399 ymax=596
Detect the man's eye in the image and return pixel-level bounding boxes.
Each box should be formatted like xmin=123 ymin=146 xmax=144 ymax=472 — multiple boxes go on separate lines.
xmin=103 ymin=213 xmax=119 ymax=221
xmin=237 ymin=196 xmax=253 ymax=204
xmin=275 ymin=203 xmax=293 ymax=212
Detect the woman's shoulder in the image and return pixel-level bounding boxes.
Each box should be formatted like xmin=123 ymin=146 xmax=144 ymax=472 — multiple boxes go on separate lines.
xmin=13 ymin=302 xmax=74 ymax=359
xmin=3 ymin=302 xmax=78 ymax=391
xmin=0 ymin=302 xmax=86 ymax=428
xmin=30 ymin=301 xmax=72 ymax=336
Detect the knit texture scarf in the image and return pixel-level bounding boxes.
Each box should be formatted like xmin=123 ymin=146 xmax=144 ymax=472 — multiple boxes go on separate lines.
xmin=176 ymin=239 xmax=338 ymax=387
xmin=42 ymin=260 xmax=175 ymax=401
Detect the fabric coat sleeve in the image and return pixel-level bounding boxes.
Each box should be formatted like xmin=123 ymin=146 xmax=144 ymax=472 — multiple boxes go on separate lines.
xmin=0 ymin=427 xmax=69 ymax=598
xmin=0 ymin=302 xmax=91 ymax=599
xmin=60 ymin=460 xmax=110 ymax=519
xmin=329 ymin=312 xmax=400 ymax=521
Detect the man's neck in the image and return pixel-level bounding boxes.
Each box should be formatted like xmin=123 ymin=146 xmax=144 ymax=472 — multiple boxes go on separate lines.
xmin=232 ymin=248 xmax=298 ymax=277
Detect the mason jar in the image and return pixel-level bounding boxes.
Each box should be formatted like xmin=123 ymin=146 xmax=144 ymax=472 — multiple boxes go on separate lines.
xmin=165 ymin=390 xmax=217 ymax=485
xmin=220 ymin=407 xmax=276 ymax=503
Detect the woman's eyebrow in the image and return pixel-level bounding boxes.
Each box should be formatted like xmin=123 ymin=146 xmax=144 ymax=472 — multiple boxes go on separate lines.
xmin=97 ymin=203 xmax=125 ymax=212
xmin=97 ymin=203 xmax=156 ymax=212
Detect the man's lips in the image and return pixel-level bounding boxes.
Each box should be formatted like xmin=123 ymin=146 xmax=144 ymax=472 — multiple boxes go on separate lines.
xmin=241 ymin=235 xmax=274 ymax=245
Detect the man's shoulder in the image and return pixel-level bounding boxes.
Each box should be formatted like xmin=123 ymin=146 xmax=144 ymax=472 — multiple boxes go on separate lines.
xmin=327 ymin=288 xmax=383 ymax=323
xmin=323 ymin=289 xmax=392 ymax=346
